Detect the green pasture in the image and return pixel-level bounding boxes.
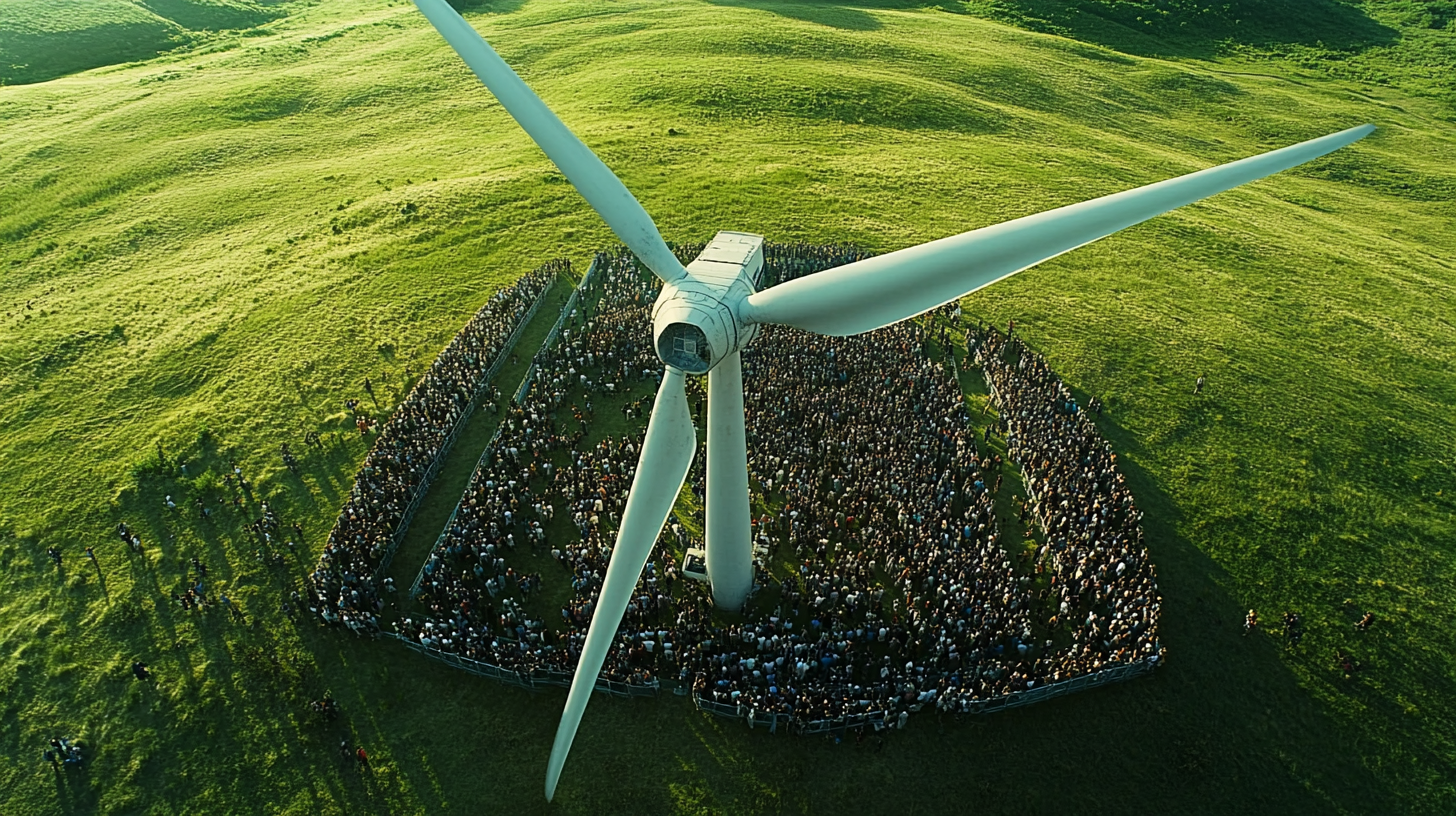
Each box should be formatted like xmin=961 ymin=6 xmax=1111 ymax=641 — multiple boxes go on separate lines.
xmin=0 ymin=0 xmax=1452 ymax=813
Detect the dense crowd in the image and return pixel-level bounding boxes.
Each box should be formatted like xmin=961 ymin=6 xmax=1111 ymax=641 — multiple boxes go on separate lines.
xmin=306 ymin=261 xmax=561 ymax=632
xmin=392 ymin=244 xmax=1161 ymax=732
xmin=972 ymin=326 xmax=1163 ymax=679
xmin=402 ymin=250 xmax=665 ymax=682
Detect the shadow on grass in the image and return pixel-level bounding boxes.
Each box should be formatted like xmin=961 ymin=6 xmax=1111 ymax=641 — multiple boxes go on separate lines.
xmin=0 ymin=22 xmax=185 ymax=87
xmin=962 ymin=0 xmax=1399 ymax=59
xmin=1017 ymin=393 xmax=1395 ymax=812
xmin=135 ymin=0 xmax=283 ymax=32
xmin=0 ymin=0 xmax=291 ymax=86
xmin=834 ymin=320 xmax=1407 ymax=813
xmin=705 ymin=0 xmax=1399 ymax=58
xmin=706 ymin=0 xmax=975 ymax=31
xmin=448 ymin=0 xmax=528 ymax=12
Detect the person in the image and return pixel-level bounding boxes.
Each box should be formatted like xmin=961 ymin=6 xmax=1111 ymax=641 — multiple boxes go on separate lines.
xmin=356 ymin=746 xmax=370 ymax=769
xmin=1194 ymin=374 xmax=1205 ymax=394
xmin=1356 ymin=611 xmax=1375 ymax=631
xmin=1283 ymin=611 xmax=1303 ymax=648
xmin=1337 ymin=649 xmax=1357 ymax=677
xmin=1244 ymin=609 xmax=1258 ymax=636
xmin=132 ymin=660 xmax=150 ymax=680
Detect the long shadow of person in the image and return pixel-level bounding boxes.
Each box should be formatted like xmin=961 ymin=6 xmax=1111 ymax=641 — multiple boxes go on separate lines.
xmin=88 ymin=552 xmax=110 ymax=602
xmin=52 ymin=762 xmax=74 ymax=811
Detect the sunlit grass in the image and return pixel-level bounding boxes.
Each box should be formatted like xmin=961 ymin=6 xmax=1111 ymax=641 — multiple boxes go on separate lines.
xmin=0 ymin=0 xmax=1453 ymax=813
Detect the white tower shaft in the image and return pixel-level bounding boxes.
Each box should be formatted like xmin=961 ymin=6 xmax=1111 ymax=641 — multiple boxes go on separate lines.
xmin=705 ymin=350 xmax=753 ymax=609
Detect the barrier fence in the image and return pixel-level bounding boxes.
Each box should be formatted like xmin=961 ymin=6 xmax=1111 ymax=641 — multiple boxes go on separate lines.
xmin=692 ymin=656 xmax=1159 ymax=735
xmin=390 ymin=633 xmax=659 ymax=699
xmin=410 ymin=255 xmax=603 ymax=595
xmin=692 ymin=697 xmax=887 ymax=736
xmin=390 ymin=637 xmax=1155 ymax=732
xmin=369 ymin=263 xmax=564 ymax=581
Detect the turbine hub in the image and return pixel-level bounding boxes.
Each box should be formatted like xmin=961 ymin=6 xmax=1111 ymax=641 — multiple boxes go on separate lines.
xmin=651 ymin=231 xmax=764 ymax=375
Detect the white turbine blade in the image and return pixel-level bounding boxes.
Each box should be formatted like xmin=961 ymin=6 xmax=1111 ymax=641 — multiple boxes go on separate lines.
xmin=545 ymin=367 xmax=696 ymax=801
xmin=705 ymin=350 xmax=753 ymax=610
xmin=742 ymin=124 xmax=1375 ymax=336
xmin=412 ymin=0 xmax=686 ymax=283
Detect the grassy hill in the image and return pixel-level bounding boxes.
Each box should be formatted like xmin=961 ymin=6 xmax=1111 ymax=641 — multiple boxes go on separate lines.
xmin=0 ymin=0 xmax=1452 ymax=813
xmin=0 ymin=0 xmax=286 ymax=85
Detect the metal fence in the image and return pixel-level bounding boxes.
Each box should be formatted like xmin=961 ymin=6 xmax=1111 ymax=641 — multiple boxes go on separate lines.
xmin=391 ymin=633 xmax=659 ymax=698
xmin=369 ymin=267 xmax=562 ymax=581
xmin=693 ymin=697 xmax=886 ymax=736
xmin=410 ymin=256 xmax=603 ymax=595
xmin=692 ymin=657 xmax=1159 ymax=735
xmin=961 ymin=657 xmax=1158 ymax=714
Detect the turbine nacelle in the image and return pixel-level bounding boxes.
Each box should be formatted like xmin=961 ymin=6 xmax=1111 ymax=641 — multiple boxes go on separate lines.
xmin=651 ymin=231 xmax=764 ymax=375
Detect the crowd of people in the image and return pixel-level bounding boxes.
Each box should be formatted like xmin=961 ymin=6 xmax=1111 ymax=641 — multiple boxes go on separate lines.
xmin=306 ymin=261 xmax=562 ymax=634
xmin=401 ymin=250 xmax=666 ymax=682
xmin=390 ymin=244 xmax=1162 ymax=733
xmin=972 ymin=324 xmax=1164 ymax=680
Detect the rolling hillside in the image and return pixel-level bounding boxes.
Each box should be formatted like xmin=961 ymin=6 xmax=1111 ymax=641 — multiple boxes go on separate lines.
xmin=0 ymin=0 xmax=287 ymax=85
xmin=0 ymin=1 xmax=1452 ymax=813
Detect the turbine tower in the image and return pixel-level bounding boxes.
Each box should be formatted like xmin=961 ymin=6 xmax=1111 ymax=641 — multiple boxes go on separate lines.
xmin=409 ymin=0 xmax=1373 ymax=800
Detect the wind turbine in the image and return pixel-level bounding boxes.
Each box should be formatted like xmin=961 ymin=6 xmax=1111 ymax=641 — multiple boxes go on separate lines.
xmin=409 ymin=0 xmax=1372 ymax=800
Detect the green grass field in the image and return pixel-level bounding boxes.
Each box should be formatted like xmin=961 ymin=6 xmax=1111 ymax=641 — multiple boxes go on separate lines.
xmin=0 ymin=0 xmax=288 ymax=86
xmin=0 ymin=0 xmax=1453 ymax=813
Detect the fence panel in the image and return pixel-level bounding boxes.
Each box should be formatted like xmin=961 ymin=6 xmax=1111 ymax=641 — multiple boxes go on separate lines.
xmin=410 ymin=256 xmax=602 ymax=596
xmin=692 ymin=657 xmax=1160 ymax=732
xmin=367 ymin=266 xmax=561 ymax=582
xmin=388 ymin=633 xmax=661 ymax=699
